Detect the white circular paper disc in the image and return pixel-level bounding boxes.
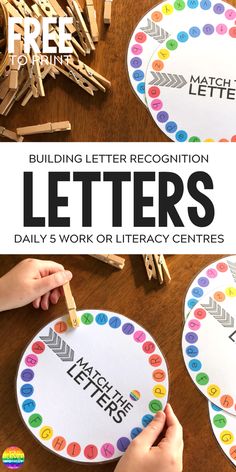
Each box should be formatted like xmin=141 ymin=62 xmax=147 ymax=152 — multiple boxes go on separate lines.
xmin=183 ymin=257 xmax=236 ymax=466
xmin=146 ymin=21 xmax=236 ymax=141
xmin=182 ymin=285 xmax=236 ymax=415
xmin=127 ymin=0 xmax=236 ymax=106
xmin=16 ymin=310 xmax=168 ymax=463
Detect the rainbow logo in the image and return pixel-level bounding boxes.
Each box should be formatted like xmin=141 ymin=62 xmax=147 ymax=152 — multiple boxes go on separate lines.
xmin=2 ymin=447 xmax=25 ymax=469
xmin=130 ymin=390 xmax=141 ymax=401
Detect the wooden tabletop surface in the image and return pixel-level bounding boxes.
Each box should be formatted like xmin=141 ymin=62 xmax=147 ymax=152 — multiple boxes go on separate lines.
xmin=0 ymin=0 xmax=235 ymax=142
xmin=0 ymin=254 xmax=234 ymax=472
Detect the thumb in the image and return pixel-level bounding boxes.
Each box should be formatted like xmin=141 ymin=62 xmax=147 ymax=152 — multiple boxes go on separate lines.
xmin=134 ymin=411 xmax=166 ymax=449
xmin=34 ymin=270 xmax=72 ymax=297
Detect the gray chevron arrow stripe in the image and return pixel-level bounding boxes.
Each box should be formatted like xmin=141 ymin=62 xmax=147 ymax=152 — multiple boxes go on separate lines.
xmin=47 ymin=336 xmax=62 ymax=350
xmin=140 ymin=19 xmax=170 ymax=43
xmin=40 ymin=328 xmax=74 ymax=361
xmin=228 ymin=260 xmax=236 ymax=283
xmin=201 ymin=299 xmax=221 ymax=318
xmin=57 ymin=342 xmax=67 ymax=356
xmin=58 ymin=344 xmax=74 ymax=361
xmin=201 ymin=297 xmax=234 ymax=328
xmin=40 ymin=330 xmax=57 ymax=347
xmin=53 ymin=338 xmax=64 ymax=352
xmin=40 ymin=328 xmax=57 ymax=344
xmin=149 ymin=72 xmax=187 ymax=88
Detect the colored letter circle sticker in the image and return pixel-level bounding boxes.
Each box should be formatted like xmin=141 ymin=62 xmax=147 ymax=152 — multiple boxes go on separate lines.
xmin=2 ymin=447 xmax=25 ymax=469
xmin=67 ymin=442 xmax=81 ymax=457
xmin=32 ymin=341 xmax=45 ymax=354
xmin=52 ymin=436 xmax=66 ymax=451
xmin=146 ymin=22 xmax=236 ymax=142
xmin=22 ymin=399 xmax=36 ymax=413
xmin=183 ymin=284 xmax=236 ymax=414
xmin=16 ymin=311 xmax=168 ymax=463
xmin=25 ymin=354 xmax=38 ymax=367
xmin=84 ymin=445 xmax=98 ymax=460
xmin=101 ymin=443 xmax=115 ymax=458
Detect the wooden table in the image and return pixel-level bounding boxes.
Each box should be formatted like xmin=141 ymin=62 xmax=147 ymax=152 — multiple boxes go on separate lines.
xmin=0 ymin=0 xmax=235 ymax=142
xmin=0 ymin=254 xmax=234 ymax=472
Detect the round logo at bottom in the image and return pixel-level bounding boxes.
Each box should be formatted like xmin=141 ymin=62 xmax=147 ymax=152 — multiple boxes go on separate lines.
xmin=2 ymin=446 xmax=25 ymax=469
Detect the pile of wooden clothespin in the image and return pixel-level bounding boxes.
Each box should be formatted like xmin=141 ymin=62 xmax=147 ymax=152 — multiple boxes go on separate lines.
xmin=0 ymin=0 xmax=111 ymax=137
xmin=143 ymin=255 xmax=171 ymax=285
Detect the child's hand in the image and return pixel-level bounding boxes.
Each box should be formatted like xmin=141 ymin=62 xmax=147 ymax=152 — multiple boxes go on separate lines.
xmin=114 ymin=404 xmax=183 ymax=472
xmin=0 ymin=258 xmax=72 ymax=312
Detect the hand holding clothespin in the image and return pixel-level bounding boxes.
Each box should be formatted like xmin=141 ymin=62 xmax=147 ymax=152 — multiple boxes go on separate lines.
xmin=143 ymin=255 xmax=171 ymax=284
xmin=63 ymin=281 xmax=79 ymax=328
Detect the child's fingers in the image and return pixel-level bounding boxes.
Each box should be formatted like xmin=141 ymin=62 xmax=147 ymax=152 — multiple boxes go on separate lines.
xmin=32 ymin=288 xmax=61 ymax=309
xmin=132 ymin=411 xmax=166 ymax=450
xmin=32 ymin=297 xmax=41 ymax=309
xmin=34 ymin=270 xmax=72 ymax=298
xmin=163 ymin=404 xmax=183 ymax=447
xmin=50 ymin=288 xmax=61 ymax=305
xmin=37 ymin=260 xmax=65 ymax=277
xmin=40 ymin=292 xmax=51 ymax=311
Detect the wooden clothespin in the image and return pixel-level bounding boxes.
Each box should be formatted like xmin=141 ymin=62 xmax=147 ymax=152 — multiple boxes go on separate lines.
xmin=31 ymin=3 xmax=45 ymax=17
xmin=19 ymin=64 xmax=52 ymax=106
xmin=66 ymin=6 xmax=88 ymax=54
xmin=32 ymin=4 xmax=83 ymax=58
xmin=143 ymin=255 xmax=171 ymax=284
xmin=71 ymin=0 xmax=95 ymax=53
xmin=0 ymin=0 xmax=24 ymax=18
xmin=31 ymin=3 xmax=80 ymax=57
xmin=104 ymin=0 xmax=112 ymax=24
xmin=56 ymin=60 xmax=97 ymax=96
xmin=67 ymin=56 xmax=111 ymax=92
xmin=90 ymin=255 xmax=125 ymax=270
xmin=0 ymin=67 xmax=27 ymax=115
xmin=63 ymin=281 xmax=79 ymax=328
xmin=142 ymin=255 xmax=157 ymax=281
xmin=67 ymin=0 xmax=83 ymax=12
xmin=0 ymin=75 xmax=10 ymax=100
xmin=154 ymin=255 xmax=171 ymax=284
xmin=48 ymin=64 xmax=60 ymax=79
xmin=9 ymin=40 xmax=22 ymax=90
xmin=12 ymin=0 xmax=33 ymax=17
xmin=16 ymin=121 xmax=71 ymax=136
xmin=47 ymin=0 xmax=76 ymax=34
xmin=0 ymin=126 xmax=24 ymax=142
xmin=0 ymin=88 xmax=18 ymax=115
xmin=85 ymin=0 xmax=99 ymax=42
xmin=33 ymin=0 xmax=56 ymax=18
xmin=70 ymin=36 xmax=86 ymax=57
xmin=27 ymin=54 xmax=44 ymax=98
